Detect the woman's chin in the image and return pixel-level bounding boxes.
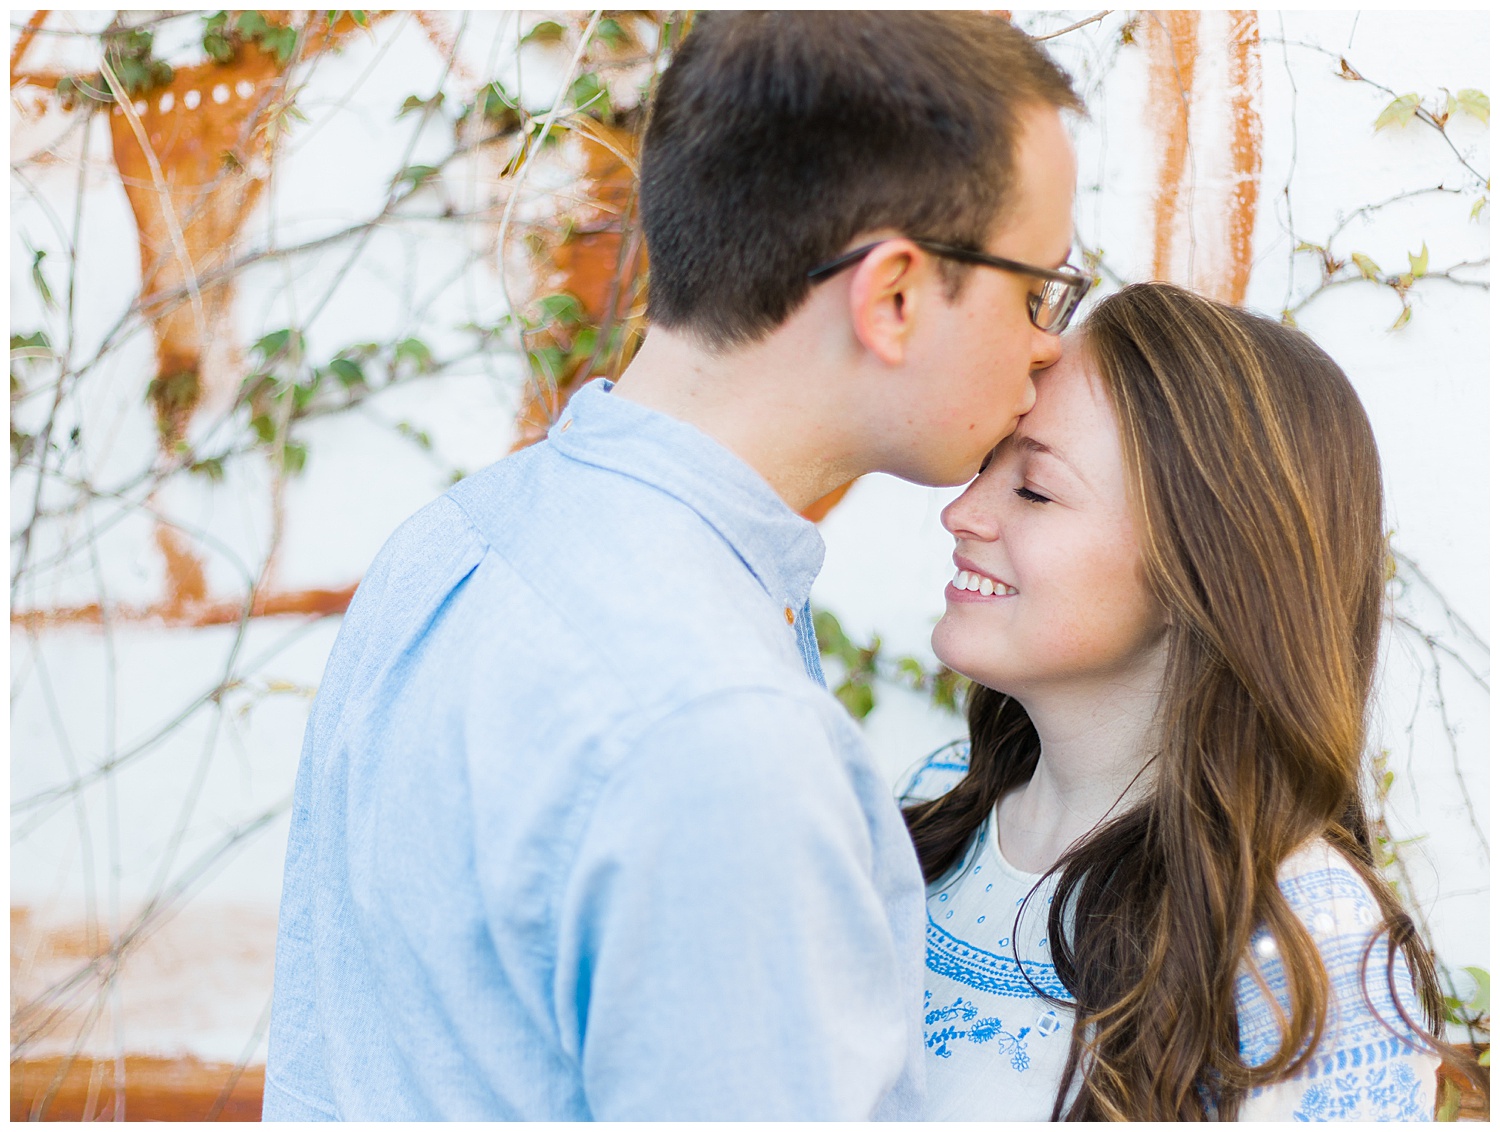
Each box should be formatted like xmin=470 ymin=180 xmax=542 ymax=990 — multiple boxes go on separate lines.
xmin=932 ymin=623 xmax=1013 ymax=696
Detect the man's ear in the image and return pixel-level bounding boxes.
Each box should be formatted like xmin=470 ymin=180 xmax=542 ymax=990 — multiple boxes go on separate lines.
xmin=846 ymin=240 xmax=932 ymax=367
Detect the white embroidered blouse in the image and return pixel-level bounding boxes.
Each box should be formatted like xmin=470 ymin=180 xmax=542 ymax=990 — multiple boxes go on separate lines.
xmin=905 ymin=745 xmax=1439 ymax=1121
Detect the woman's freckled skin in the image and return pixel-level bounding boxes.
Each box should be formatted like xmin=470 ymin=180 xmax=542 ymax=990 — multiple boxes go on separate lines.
xmin=932 ymin=344 xmax=1166 ymax=700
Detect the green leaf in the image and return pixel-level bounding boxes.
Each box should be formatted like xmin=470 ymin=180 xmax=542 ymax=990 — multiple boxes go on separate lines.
xmin=327 ymin=357 xmax=365 ymax=388
xmin=189 ymin=455 xmax=226 ymax=482
xmin=292 ymin=376 xmax=320 ymax=412
xmin=896 ymin=656 xmax=925 ymax=685
xmin=596 ymin=17 xmax=629 ymax=48
xmin=1461 ymin=966 xmax=1490 ymax=1015
xmin=398 ymin=92 xmax=444 ymax=118
xmin=520 ymin=19 xmax=566 ymax=46
xmin=11 ymin=330 xmax=52 ymax=353
xmin=394 ymin=164 xmax=441 ymax=192
xmin=834 ymin=679 xmax=876 ymax=721
xmin=30 ymin=248 xmax=54 ymax=309
xmin=395 ymin=421 xmax=433 ymax=450
xmin=1374 ymin=92 xmax=1421 ymax=131
xmin=536 ymin=293 xmax=584 ymax=326
xmin=566 ymin=325 xmax=599 ymax=363
xmin=1390 ymin=304 xmax=1412 ymax=331
xmin=1407 ymin=242 xmax=1429 ymax=278
xmin=269 ymin=24 xmax=299 ymax=65
xmin=570 ymin=72 xmax=612 ymax=119
xmin=234 ymin=11 xmax=268 ymax=39
xmin=1455 ymin=88 xmax=1489 ymax=126
xmin=1436 ymin=1079 xmax=1461 ymax=1121
xmin=527 ymin=345 xmax=567 ymax=379
xmin=350 ymin=10 xmax=370 ymax=28
xmin=1480 ymin=1048 xmax=1491 ymax=1067
xmin=1471 ymin=196 xmax=1489 ymax=222
xmin=394 ymin=336 xmax=434 ymax=372
xmin=249 ymin=413 xmax=278 ymax=444
xmin=12 ymin=426 xmax=36 ymax=463
xmin=478 ymin=82 xmax=520 ymax=128
xmin=203 ymin=29 xmax=235 ymax=63
xmin=932 ymin=668 xmax=968 ymax=713
xmin=280 ymin=440 xmax=308 ymax=475
xmin=1350 ymin=252 xmax=1381 ymax=281
xmin=253 ymin=328 xmax=303 ymax=362
xmin=814 ymin=609 xmax=851 ymax=657
xmin=147 ymin=370 xmax=200 ymax=414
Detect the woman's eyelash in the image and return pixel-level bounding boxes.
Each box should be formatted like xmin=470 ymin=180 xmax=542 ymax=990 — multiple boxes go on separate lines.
xmin=1014 ymin=485 xmax=1052 ymax=504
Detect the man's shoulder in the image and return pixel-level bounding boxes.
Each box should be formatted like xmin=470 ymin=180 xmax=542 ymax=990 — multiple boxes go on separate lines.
xmin=438 ymin=456 xmax=809 ymax=689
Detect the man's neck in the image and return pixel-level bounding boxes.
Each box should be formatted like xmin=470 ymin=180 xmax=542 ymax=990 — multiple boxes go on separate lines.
xmin=610 ymin=324 xmax=865 ymax=515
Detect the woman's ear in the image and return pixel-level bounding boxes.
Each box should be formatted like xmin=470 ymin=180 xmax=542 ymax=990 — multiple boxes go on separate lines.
xmin=846 ymin=239 xmax=932 ymax=367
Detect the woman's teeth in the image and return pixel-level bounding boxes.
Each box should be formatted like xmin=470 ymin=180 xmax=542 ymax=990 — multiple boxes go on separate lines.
xmin=953 ymin=569 xmax=1017 ymax=596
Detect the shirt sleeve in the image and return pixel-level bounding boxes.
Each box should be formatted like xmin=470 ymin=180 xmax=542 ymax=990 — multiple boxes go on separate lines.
xmin=1236 ymin=843 xmax=1438 ymax=1121
xmin=553 ymin=688 xmax=917 ymax=1120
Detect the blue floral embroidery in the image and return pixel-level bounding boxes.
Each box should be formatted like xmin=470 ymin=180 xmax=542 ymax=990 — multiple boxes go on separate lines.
xmin=1291 ymin=1060 xmax=1426 ymax=1121
xmin=924 ymin=991 xmax=1032 ymax=1071
xmin=926 ymin=915 xmax=1070 ymax=999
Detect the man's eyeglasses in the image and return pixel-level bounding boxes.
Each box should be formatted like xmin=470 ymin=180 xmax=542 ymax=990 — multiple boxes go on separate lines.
xmin=806 ymin=238 xmax=1093 ymax=335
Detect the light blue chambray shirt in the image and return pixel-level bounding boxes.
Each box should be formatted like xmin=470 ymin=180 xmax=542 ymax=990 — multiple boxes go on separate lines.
xmin=263 ymin=380 xmax=928 ymax=1120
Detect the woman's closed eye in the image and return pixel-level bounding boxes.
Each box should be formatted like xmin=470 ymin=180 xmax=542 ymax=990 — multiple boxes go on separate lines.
xmin=1014 ymin=485 xmax=1053 ymax=504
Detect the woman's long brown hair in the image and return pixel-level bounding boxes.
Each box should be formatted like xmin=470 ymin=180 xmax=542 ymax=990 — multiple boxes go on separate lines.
xmin=904 ymin=283 xmax=1462 ymax=1119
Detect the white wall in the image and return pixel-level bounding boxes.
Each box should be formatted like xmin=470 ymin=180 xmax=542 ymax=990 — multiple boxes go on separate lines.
xmin=10 ymin=10 xmax=1488 ymax=1067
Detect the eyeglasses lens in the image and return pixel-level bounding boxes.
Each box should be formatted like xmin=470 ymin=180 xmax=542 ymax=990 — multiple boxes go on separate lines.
xmin=1032 ymin=278 xmax=1086 ymax=334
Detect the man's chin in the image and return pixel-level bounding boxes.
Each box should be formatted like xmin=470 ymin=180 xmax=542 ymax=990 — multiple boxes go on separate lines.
xmin=889 ymin=457 xmax=986 ymax=489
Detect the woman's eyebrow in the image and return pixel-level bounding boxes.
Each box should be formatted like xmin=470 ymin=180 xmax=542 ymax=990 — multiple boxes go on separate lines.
xmin=1016 ymin=435 xmax=1087 ymax=484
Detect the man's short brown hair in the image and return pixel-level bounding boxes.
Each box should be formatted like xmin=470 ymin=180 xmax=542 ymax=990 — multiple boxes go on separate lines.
xmin=639 ymin=12 xmax=1082 ymax=350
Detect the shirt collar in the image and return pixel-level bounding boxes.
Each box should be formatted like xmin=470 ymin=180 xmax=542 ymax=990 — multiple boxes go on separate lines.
xmin=548 ymin=380 xmax=825 ymax=610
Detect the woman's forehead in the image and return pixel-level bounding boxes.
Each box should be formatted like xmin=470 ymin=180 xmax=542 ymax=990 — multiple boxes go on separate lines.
xmin=1017 ymin=345 xmax=1110 ymax=440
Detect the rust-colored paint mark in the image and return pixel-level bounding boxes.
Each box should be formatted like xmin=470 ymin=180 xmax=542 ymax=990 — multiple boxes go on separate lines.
xmin=511 ymin=121 xmax=649 ymax=452
xmin=412 ymin=11 xmax=477 ymax=87
xmin=10 ymin=583 xmax=357 ymax=631
xmin=1224 ymin=10 xmax=1263 ymax=306
xmin=1145 ymin=10 xmax=1200 ymax=284
xmin=800 ymin=480 xmax=856 ymax=523
xmin=155 ymin=524 xmax=210 ymax=619
xmin=9 ymin=10 xmax=48 ymax=83
xmin=108 ymin=47 xmax=284 ymax=449
xmin=11 ymin=1056 xmax=263 ymax=1121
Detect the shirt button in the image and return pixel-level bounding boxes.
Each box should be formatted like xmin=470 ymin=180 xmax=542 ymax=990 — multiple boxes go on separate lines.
xmin=784 ymin=607 xmax=795 ymax=625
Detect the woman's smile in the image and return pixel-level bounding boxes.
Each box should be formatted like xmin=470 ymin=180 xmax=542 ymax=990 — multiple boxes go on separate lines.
xmin=931 ymin=344 xmax=1166 ymax=698
xmin=946 ymin=557 xmax=1019 ymax=600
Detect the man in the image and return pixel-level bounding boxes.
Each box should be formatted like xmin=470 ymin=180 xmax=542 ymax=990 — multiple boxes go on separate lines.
xmin=264 ymin=12 xmax=1082 ymax=1120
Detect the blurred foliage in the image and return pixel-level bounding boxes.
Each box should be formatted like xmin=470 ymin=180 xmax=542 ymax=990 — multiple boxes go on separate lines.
xmin=814 ymin=608 xmax=968 ymax=722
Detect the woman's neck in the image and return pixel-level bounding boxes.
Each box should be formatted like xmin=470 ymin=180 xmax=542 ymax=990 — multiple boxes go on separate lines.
xmin=995 ymin=657 xmax=1167 ymax=875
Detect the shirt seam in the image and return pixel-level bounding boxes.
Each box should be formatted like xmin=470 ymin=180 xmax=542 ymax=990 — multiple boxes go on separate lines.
xmin=262 ymin=1067 xmax=340 ymax=1119
xmin=547 ymin=432 xmax=820 ymax=609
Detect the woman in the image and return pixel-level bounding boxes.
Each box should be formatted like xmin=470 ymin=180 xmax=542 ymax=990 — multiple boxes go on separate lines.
xmin=903 ymin=283 xmax=1457 ymax=1120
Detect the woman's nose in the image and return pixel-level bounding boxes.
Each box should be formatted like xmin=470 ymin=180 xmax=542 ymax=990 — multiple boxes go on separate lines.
xmin=941 ymin=471 xmax=1002 ymax=542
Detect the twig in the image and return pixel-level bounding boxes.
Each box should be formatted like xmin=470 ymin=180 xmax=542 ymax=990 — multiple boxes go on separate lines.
xmin=1033 ymin=10 xmax=1112 ymax=42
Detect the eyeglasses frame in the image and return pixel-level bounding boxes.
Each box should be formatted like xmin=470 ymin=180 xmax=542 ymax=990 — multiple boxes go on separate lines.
xmin=805 ymin=238 xmax=1092 ymax=334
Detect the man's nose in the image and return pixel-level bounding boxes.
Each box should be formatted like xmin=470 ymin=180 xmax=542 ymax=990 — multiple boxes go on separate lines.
xmin=1032 ymin=327 xmax=1064 ymax=373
